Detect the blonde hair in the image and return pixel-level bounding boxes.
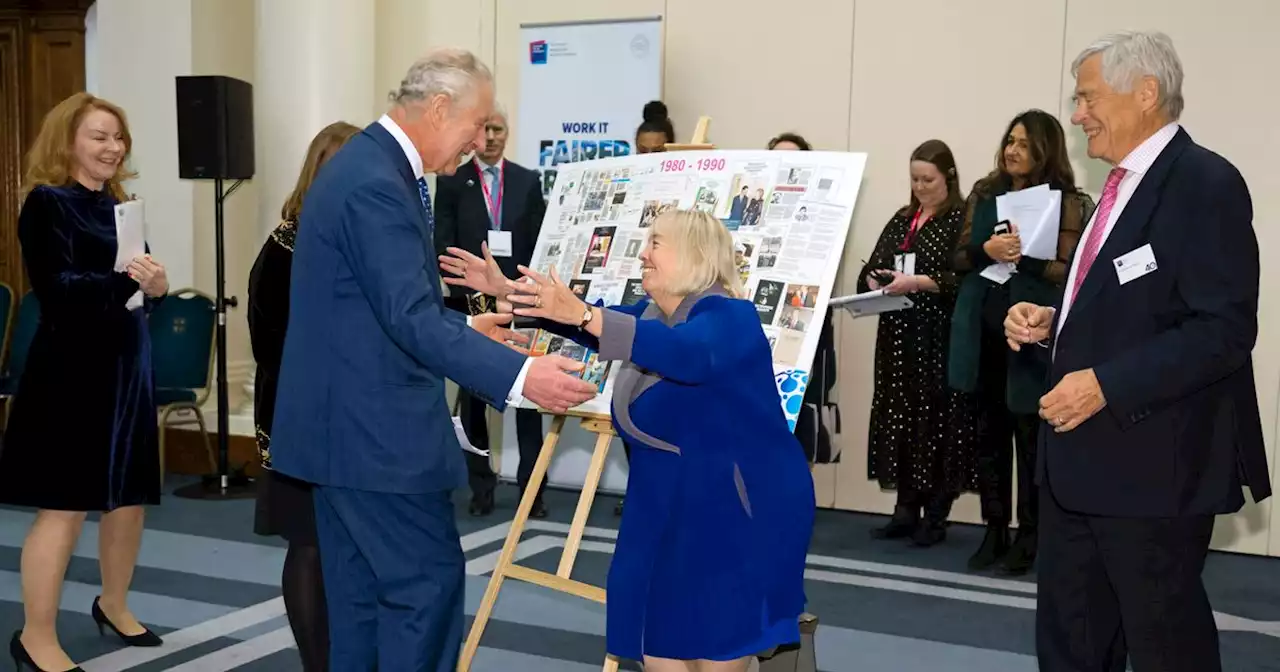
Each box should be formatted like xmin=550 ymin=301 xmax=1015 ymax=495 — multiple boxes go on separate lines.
xmin=23 ymin=92 xmax=136 ymax=202
xmin=650 ymin=209 xmax=743 ymax=298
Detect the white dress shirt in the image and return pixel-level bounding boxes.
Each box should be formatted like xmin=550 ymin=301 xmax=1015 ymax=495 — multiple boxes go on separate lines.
xmin=377 ymin=115 xmax=532 ymax=406
xmin=1056 ymin=122 xmax=1181 ymax=334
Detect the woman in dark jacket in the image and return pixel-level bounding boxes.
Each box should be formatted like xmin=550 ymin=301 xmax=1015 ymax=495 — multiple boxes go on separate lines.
xmin=249 ymin=120 xmax=359 ymax=672
xmin=948 ymin=110 xmax=1095 ymax=575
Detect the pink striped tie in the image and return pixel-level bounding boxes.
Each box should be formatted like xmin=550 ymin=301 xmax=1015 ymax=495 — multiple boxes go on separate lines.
xmin=1069 ymin=166 xmax=1127 ymax=303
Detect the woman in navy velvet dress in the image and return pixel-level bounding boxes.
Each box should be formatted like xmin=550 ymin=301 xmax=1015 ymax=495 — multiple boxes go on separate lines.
xmin=441 ymin=209 xmax=815 ymax=671
xmin=0 ymin=93 xmax=168 ymax=672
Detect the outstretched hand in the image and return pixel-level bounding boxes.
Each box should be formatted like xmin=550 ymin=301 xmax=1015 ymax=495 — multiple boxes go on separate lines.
xmin=470 ymin=312 xmax=529 ymax=352
xmin=506 ymin=265 xmax=587 ymax=326
xmin=439 ymin=242 xmax=509 ymax=297
xmin=522 ymin=354 xmax=597 ymax=414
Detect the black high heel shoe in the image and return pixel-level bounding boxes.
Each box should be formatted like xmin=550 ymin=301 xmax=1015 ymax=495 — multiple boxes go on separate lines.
xmin=90 ymin=598 xmax=163 ymax=647
xmin=9 ymin=631 xmax=85 ymax=672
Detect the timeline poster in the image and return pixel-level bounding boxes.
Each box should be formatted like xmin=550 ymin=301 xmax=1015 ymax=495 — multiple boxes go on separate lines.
xmin=517 ymin=17 xmax=663 ymax=199
xmin=516 ymin=149 xmax=867 ymax=430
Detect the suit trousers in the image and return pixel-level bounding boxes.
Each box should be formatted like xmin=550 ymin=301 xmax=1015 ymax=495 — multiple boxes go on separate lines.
xmin=1036 ymin=477 xmax=1219 ymax=672
xmin=313 ymin=485 xmax=465 ymax=672
xmin=460 ymin=389 xmax=546 ymax=501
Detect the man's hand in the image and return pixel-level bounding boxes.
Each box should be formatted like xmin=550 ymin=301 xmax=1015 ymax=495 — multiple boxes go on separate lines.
xmin=1039 ymin=369 xmax=1106 ymax=433
xmin=1005 ymin=302 xmax=1054 ymax=351
xmin=471 ymin=312 xmax=528 ymax=352
xmin=522 ymin=355 xmax=597 ymax=414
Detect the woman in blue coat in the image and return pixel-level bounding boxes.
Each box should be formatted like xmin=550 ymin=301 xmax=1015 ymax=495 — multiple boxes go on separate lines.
xmin=442 ymin=209 xmax=815 ymax=671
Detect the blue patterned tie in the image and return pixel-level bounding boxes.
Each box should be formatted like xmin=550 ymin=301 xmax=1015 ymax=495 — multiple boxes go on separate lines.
xmin=485 ymin=166 xmax=501 ymax=230
xmin=416 ymin=177 xmax=435 ymax=240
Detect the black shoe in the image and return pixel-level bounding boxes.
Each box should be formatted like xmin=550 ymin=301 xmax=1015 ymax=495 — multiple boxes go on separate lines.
xmin=10 ymin=631 xmax=85 ymax=671
xmin=911 ymin=520 xmax=947 ymax=547
xmin=469 ymin=491 xmax=495 ymax=517
xmin=968 ymin=524 xmax=1009 ymax=570
xmin=530 ymin=500 xmax=549 ymax=519
xmin=871 ymin=505 xmax=919 ymax=540
xmin=614 ymin=498 xmax=625 ymax=516
xmin=91 ymin=597 xmax=163 ymax=647
xmin=998 ymin=529 xmax=1037 ymax=576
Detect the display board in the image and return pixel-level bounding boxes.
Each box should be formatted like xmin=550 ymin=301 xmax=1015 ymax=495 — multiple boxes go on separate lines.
xmin=514 ymin=149 xmax=867 ymax=430
xmin=517 ymin=17 xmax=663 ymax=199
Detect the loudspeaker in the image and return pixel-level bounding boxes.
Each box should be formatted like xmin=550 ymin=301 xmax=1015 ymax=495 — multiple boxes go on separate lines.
xmin=175 ymin=75 xmax=255 ymax=180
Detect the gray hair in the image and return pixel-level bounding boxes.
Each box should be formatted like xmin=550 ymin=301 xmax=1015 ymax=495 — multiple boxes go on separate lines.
xmin=388 ymin=48 xmax=493 ymax=109
xmin=1071 ymin=31 xmax=1184 ymax=120
xmin=490 ymin=102 xmax=508 ymax=124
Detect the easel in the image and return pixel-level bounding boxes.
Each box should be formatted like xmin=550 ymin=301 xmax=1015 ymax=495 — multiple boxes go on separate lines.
xmin=458 ymin=116 xmax=718 ymax=671
xmin=665 ymin=115 xmax=715 ymax=152
xmin=458 ymin=410 xmax=620 ymax=672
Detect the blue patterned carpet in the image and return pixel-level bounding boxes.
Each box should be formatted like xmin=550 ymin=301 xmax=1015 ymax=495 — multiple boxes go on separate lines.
xmin=3 ymin=480 xmax=1280 ymax=671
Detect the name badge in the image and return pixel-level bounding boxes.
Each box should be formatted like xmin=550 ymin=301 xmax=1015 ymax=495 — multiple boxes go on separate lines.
xmin=894 ymin=253 xmax=916 ymax=276
xmin=1113 ymin=244 xmax=1157 ymax=285
xmin=488 ymin=230 xmax=513 ymax=258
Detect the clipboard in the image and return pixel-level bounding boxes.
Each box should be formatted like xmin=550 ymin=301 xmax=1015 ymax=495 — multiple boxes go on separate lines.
xmin=829 ymin=289 xmax=912 ymax=318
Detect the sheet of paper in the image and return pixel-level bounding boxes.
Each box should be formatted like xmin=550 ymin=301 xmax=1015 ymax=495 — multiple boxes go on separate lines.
xmin=114 ymin=200 xmax=146 ymax=310
xmin=995 ymin=185 xmax=1060 ymax=261
xmin=829 ymin=289 xmax=913 ymax=318
xmin=980 ymin=262 xmax=1015 ymax=285
xmin=453 ymin=416 xmax=489 ymax=457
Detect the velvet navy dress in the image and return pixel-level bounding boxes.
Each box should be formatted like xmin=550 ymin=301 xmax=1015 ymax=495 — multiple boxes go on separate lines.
xmin=551 ymin=286 xmax=815 ymax=661
xmin=0 ymin=183 xmax=160 ymax=512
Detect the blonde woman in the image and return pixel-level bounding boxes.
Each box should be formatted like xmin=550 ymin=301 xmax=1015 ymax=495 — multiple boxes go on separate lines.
xmin=1 ymin=93 xmax=168 ymax=672
xmin=440 ymin=209 xmax=815 ymax=672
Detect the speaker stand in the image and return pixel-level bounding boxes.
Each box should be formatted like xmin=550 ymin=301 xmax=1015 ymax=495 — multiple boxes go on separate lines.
xmin=174 ymin=177 xmax=255 ymax=501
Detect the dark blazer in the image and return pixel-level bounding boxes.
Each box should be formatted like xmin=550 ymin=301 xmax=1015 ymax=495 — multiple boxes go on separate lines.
xmin=433 ymin=158 xmax=546 ymax=302
xmin=1041 ymin=128 xmax=1271 ymax=518
xmin=268 ymin=122 xmax=526 ymax=495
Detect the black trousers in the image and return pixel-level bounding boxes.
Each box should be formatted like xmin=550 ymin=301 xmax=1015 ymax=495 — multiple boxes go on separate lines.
xmin=976 ymin=328 xmax=1039 ymax=530
xmin=1036 ymin=478 xmax=1219 ymax=672
xmin=458 ymin=389 xmax=547 ymax=502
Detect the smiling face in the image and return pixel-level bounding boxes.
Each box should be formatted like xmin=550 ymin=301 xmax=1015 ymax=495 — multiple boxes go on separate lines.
xmin=72 ymin=108 xmax=125 ymax=188
xmin=1002 ymin=123 xmax=1033 ymax=180
xmin=1070 ymin=53 xmax=1160 ymax=164
xmin=909 ymin=159 xmax=947 ymax=210
xmin=412 ymin=80 xmax=494 ymax=176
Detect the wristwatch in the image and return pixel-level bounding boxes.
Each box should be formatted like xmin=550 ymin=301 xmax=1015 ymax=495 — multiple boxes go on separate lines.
xmin=578 ymin=305 xmax=594 ymax=330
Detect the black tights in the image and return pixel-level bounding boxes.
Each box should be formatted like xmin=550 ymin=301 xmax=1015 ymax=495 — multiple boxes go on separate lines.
xmin=282 ymin=543 xmax=329 ymax=672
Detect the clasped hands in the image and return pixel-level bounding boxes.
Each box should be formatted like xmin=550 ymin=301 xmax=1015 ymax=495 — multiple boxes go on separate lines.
xmin=439 ymin=244 xmax=598 ymax=414
xmin=984 ymin=223 xmax=1022 ymax=264
xmin=1005 ymin=302 xmax=1106 ymax=433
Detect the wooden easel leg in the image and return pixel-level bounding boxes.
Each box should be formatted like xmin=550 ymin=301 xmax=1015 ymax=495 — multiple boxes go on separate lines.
xmin=556 ymin=427 xmax=613 ymax=578
xmin=603 ymin=654 xmax=621 ymax=671
xmin=457 ymin=415 xmax=567 ymax=672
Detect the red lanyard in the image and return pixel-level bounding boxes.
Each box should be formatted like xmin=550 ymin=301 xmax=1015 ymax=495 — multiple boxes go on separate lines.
xmin=899 ymin=209 xmax=925 ymax=251
xmin=477 ymin=160 xmax=504 ymax=230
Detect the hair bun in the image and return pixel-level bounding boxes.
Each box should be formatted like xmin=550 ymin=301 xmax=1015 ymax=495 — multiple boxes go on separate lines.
xmin=642 ymin=100 xmax=669 ymax=123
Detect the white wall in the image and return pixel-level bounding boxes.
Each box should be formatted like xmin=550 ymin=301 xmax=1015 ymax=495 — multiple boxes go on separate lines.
xmin=88 ymin=0 xmax=195 ymax=291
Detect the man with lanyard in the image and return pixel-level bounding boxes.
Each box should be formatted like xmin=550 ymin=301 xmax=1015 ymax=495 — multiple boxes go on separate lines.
xmin=433 ymin=103 xmax=550 ymax=517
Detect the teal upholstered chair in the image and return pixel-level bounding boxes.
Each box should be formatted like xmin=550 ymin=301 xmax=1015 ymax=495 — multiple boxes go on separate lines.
xmin=149 ymin=288 xmax=217 ymax=485
xmin=1 ymin=290 xmax=39 ymax=430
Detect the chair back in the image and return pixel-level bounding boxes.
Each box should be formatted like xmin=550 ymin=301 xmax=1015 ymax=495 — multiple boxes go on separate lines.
xmin=4 ymin=292 xmax=40 ymax=387
xmin=149 ymin=289 xmax=216 ymax=393
xmin=0 ymin=282 xmax=12 ymax=369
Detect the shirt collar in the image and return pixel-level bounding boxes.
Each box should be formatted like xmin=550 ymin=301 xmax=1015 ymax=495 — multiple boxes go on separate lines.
xmin=377 ymin=114 xmax=424 ymax=180
xmin=1118 ymin=122 xmax=1180 ymax=176
xmin=475 ymin=156 xmax=504 ymax=174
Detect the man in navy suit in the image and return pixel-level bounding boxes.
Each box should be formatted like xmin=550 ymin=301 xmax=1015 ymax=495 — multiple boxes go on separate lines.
xmin=433 ymin=103 xmax=551 ymax=518
xmin=268 ymin=49 xmax=598 ymax=671
xmin=1006 ymin=31 xmax=1271 ymax=672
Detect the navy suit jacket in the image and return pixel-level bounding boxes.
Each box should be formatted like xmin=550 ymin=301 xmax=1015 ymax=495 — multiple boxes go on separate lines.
xmin=269 ymin=122 xmax=526 ymax=494
xmin=1040 ymin=128 xmax=1272 ymax=517
xmin=433 ymin=158 xmax=546 ymax=300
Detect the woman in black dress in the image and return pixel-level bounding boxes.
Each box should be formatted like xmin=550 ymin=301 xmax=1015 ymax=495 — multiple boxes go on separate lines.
xmin=857 ymin=140 xmax=977 ymax=547
xmin=249 ymin=120 xmax=359 ymax=672
xmin=0 ymin=93 xmax=168 ymax=672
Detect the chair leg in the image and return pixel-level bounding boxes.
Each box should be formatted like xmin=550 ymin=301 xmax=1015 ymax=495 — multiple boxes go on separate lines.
xmin=191 ymin=404 xmax=216 ymax=472
xmin=157 ymin=405 xmax=171 ymax=491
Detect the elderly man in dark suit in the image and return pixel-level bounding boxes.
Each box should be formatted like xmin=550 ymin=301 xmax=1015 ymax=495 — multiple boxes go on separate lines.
xmin=1005 ymin=31 xmax=1271 ymax=672
xmin=433 ymin=103 xmax=550 ymax=517
xmin=269 ymin=49 xmax=596 ymax=671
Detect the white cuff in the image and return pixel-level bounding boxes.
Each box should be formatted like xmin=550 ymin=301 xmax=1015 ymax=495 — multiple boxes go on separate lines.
xmin=507 ymin=358 xmax=532 ymax=405
xmin=466 ymin=315 xmax=472 ymax=327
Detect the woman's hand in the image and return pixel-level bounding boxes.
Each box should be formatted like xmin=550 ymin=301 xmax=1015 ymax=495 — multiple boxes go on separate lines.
xmin=127 ymin=255 xmax=168 ymax=297
xmin=506 ymin=265 xmax=587 ymax=326
xmin=865 ymin=272 xmax=882 ymax=291
xmin=439 ymin=242 xmax=510 ymax=297
xmin=881 ymin=271 xmax=919 ymax=296
xmin=983 ymin=225 xmax=1022 ymax=263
